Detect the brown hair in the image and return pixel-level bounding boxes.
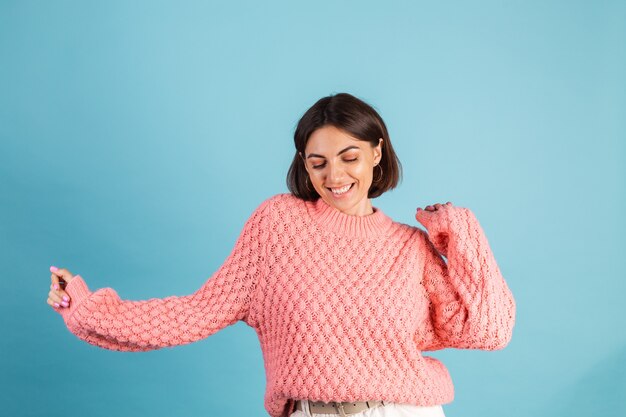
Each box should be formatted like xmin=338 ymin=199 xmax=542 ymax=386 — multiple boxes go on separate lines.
xmin=287 ymin=92 xmax=402 ymax=201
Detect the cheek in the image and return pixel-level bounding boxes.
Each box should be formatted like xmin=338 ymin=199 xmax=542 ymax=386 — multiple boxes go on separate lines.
xmin=354 ymin=163 xmax=373 ymax=180
xmin=308 ymin=171 xmax=325 ymax=187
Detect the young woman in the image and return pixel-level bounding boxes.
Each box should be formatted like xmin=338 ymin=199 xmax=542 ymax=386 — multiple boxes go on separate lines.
xmin=47 ymin=93 xmax=516 ymax=417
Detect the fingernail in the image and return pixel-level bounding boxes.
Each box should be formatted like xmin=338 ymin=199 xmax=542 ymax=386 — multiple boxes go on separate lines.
xmin=62 ymin=295 xmax=69 ymax=302
xmin=50 ymin=266 xmax=58 ymax=272
xmin=61 ymin=301 xmax=68 ymax=307
xmin=54 ymin=302 xmax=60 ymax=308
xmin=54 ymin=284 xmax=59 ymax=290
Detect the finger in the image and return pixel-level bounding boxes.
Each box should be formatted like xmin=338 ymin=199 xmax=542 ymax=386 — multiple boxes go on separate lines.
xmin=48 ymin=290 xmax=63 ymax=304
xmin=50 ymin=282 xmax=70 ymax=300
xmin=50 ymin=274 xmax=61 ymax=291
xmin=50 ymin=291 xmax=70 ymax=307
xmin=49 ymin=297 xmax=68 ymax=308
xmin=416 ymin=208 xmax=429 ymax=224
xmin=48 ymin=295 xmax=61 ymax=308
xmin=54 ymin=287 xmax=71 ymax=303
xmin=50 ymin=266 xmax=74 ymax=284
xmin=59 ymin=291 xmax=70 ymax=303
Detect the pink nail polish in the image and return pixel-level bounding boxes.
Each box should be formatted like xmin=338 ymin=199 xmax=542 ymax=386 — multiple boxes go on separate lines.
xmin=54 ymin=303 xmax=60 ymax=308
xmin=63 ymin=295 xmax=69 ymax=302
xmin=61 ymin=301 xmax=68 ymax=307
xmin=54 ymin=284 xmax=59 ymax=290
xmin=50 ymin=266 xmax=58 ymax=272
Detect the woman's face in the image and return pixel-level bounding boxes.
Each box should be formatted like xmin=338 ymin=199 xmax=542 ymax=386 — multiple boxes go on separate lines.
xmin=302 ymin=125 xmax=382 ymax=216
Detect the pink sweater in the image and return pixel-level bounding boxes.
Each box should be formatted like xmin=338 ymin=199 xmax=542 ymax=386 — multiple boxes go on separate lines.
xmin=56 ymin=193 xmax=516 ymax=417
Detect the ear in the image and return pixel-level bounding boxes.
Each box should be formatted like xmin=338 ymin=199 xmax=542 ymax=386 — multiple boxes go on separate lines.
xmin=299 ymin=152 xmax=309 ymax=173
xmin=374 ymin=138 xmax=383 ymax=164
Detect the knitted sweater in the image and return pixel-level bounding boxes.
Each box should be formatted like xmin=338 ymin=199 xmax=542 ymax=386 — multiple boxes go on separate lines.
xmin=56 ymin=193 xmax=516 ymax=417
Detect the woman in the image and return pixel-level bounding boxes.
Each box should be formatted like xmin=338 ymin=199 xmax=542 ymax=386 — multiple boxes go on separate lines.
xmin=47 ymin=93 xmax=516 ymax=417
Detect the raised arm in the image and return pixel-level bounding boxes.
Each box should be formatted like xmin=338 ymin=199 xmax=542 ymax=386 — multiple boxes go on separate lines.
xmin=415 ymin=203 xmax=516 ymax=351
xmin=54 ymin=198 xmax=272 ymax=352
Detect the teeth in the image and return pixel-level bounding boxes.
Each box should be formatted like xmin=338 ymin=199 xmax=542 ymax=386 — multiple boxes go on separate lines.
xmin=330 ymin=184 xmax=352 ymax=195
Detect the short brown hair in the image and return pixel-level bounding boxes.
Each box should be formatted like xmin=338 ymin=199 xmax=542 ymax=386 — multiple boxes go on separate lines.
xmin=287 ymin=92 xmax=402 ymax=201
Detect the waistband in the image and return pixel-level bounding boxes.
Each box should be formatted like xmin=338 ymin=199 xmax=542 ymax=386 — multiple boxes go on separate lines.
xmin=295 ymin=399 xmax=385 ymax=416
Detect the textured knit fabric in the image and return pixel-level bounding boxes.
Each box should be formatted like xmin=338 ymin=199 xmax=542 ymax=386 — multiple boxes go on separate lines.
xmin=55 ymin=193 xmax=516 ymax=417
xmin=291 ymin=318 xmax=446 ymax=417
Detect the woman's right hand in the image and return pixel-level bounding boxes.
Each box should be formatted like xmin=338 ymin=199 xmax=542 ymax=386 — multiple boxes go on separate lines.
xmin=47 ymin=266 xmax=75 ymax=310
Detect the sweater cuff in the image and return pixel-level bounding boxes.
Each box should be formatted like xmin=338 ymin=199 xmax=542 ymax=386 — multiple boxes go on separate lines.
xmin=58 ymin=275 xmax=93 ymax=323
xmin=422 ymin=207 xmax=474 ymax=257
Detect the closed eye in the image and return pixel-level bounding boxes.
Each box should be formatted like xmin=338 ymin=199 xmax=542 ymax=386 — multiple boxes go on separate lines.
xmin=312 ymin=158 xmax=357 ymax=169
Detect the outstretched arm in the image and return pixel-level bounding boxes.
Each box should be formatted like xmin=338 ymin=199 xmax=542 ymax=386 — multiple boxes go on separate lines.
xmin=54 ymin=198 xmax=272 ymax=352
xmin=415 ymin=203 xmax=516 ymax=351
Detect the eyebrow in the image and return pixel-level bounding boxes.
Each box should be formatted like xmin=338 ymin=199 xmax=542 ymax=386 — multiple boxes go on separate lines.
xmin=306 ymin=146 xmax=360 ymax=159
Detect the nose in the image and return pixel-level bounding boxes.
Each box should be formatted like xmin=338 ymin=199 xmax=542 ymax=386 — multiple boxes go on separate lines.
xmin=326 ymin=162 xmax=346 ymax=184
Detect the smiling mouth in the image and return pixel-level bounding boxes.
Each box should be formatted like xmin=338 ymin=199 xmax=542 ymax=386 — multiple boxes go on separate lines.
xmin=326 ymin=183 xmax=354 ymax=195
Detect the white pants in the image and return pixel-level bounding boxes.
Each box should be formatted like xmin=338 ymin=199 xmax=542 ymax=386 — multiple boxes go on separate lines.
xmin=290 ymin=400 xmax=446 ymax=417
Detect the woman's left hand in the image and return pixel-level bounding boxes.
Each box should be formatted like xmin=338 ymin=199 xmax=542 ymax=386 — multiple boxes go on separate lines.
xmin=417 ymin=202 xmax=453 ymax=213
xmin=416 ymin=202 xmax=455 ymax=226
xmin=415 ymin=202 xmax=455 ymax=255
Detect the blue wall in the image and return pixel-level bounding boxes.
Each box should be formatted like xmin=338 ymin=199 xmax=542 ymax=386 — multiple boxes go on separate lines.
xmin=1 ymin=1 xmax=624 ymax=416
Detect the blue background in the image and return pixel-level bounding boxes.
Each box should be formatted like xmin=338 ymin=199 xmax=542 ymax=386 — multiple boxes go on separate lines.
xmin=1 ymin=1 xmax=625 ymax=416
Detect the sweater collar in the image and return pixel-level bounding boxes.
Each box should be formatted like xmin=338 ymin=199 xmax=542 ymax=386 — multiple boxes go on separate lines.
xmin=305 ymin=197 xmax=394 ymax=238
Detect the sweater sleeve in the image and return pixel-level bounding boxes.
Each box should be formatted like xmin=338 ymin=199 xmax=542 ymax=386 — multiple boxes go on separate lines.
xmin=415 ymin=206 xmax=516 ymax=351
xmin=54 ymin=198 xmax=272 ymax=352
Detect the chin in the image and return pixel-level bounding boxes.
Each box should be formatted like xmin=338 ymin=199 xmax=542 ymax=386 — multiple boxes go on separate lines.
xmin=324 ymin=194 xmax=364 ymax=215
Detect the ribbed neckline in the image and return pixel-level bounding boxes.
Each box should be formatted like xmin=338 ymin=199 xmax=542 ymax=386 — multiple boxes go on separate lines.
xmin=305 ymin=197 xmax=394 ymax=238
